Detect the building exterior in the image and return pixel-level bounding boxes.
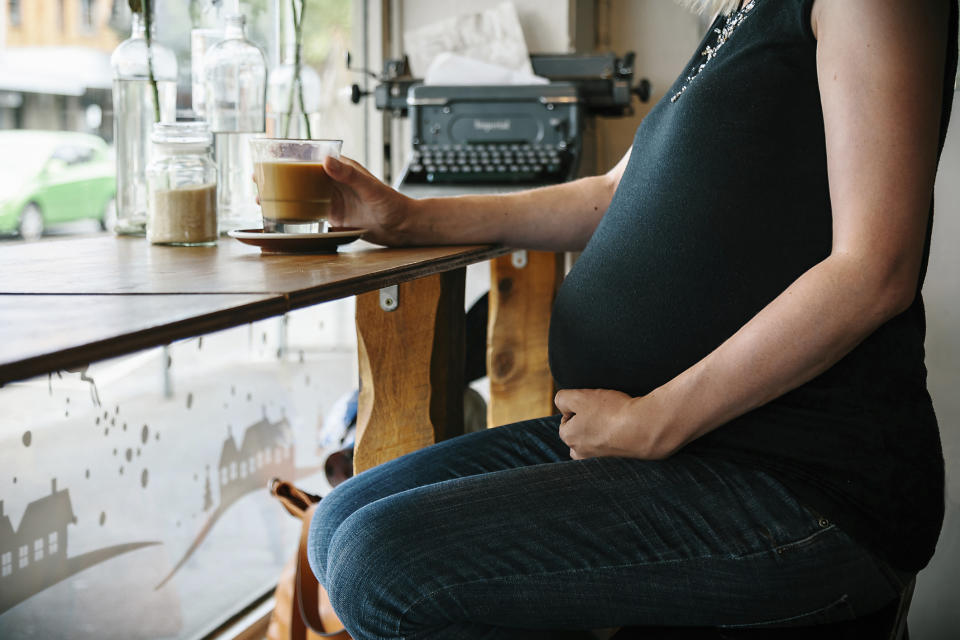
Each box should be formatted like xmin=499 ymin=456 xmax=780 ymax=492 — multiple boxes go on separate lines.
xmin=0 ymin=0 xmax=120 ymax=136
xmin=4 ymin=0 xmax=120 ymax=50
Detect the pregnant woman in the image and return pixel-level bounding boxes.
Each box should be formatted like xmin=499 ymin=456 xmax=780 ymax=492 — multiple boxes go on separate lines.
xmin=306 ymin=0 xmax=957 ymax=637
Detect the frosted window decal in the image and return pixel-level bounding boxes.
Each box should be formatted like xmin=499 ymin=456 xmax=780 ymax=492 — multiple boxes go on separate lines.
xmin=1 ymin=301 xmax=358 ymax=638
xmin=0 ymin=478 xmax=159 ymax=616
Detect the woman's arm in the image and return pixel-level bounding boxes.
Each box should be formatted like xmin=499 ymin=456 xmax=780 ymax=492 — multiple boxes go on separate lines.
xmin=556 ymin=0 xmax=948 ymax=460
xmin=323 ymin=147 xmax=631 ymax=250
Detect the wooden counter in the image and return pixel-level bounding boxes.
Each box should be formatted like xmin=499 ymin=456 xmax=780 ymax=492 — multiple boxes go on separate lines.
xmin=0 ymin=235 xmax=567 ymax=474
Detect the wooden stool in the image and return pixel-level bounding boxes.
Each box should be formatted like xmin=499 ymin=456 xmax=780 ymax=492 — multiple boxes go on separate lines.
xmin=611 ymin=577 xmax=914 ymax=640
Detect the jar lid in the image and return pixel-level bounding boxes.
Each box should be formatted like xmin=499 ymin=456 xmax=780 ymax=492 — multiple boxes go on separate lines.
xmin=151 ymin=121 xmax=212 ymax=146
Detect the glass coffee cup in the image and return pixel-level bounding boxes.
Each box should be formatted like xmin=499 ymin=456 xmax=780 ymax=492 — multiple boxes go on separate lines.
xmin=250 ymin=138 xmax=342 ymax=233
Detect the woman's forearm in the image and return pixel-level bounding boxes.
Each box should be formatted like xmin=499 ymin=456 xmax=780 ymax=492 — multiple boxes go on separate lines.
xmin=647 ymin=253 xmax=914 ymax=453
xmin=398 ymin=174 xmax=615 ymax=251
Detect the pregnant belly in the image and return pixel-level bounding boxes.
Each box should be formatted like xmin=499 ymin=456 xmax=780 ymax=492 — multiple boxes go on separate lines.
xmin=547 ymin=220 xmax=825 ymax=396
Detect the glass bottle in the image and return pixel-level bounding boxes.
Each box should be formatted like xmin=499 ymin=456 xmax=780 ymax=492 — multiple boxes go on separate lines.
xmin=266 ymin=0 xmax=321 ymax=140
xmin=191 ymin=0 xmax=225 ymax=118
xmin=204 ymin=13 xmax=267 ymax=233
xmin=146 ymin=122 xmax=218 ymax=246
xmin=111 ymin=10 xmax=178 ymax=236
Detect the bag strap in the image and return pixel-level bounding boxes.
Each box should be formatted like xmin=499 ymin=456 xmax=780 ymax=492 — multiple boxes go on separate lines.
xmin=297 ymin=503 xmax=324 ymax=632
xmin=270 ymin=478 xmax=322 ymax=519
xmin=295 ymin=503 xmax=350 ymax=638
xmin=271 ymin=478 xmax=350 ymax=639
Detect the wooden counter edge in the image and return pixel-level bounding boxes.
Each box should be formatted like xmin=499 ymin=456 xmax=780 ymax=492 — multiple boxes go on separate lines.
xmin=0 ymin=296 xmax=288 ymax=386
xmin=285 ymin=244 xmax=510 ymax=310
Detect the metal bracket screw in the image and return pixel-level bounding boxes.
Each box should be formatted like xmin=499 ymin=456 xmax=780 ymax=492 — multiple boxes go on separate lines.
xmin=380 ymin=285 xmax=399 ymax=311
xmin=511 ymin=250 xmax=528 ymax=269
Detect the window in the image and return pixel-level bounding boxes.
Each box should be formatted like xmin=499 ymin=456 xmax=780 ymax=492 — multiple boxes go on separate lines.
xmin=51 ymin=146 xmax=76 ymax=165
xmin=79 ymin=0 xmax=94 ymax=32
xmin=34 ymin=538 xmax=44 ymax=561
xmin=68 ymin=146 xmax=94 ymax=166
xmin=9 ymin=0 xmax=21 ymax=27
xmin=51 ymin=145 xmax=95 ymax=166
xmin=0 ymin=0 xmax=371 ymax=633
xmin=240 ymin=461 xmax=247 ymax=478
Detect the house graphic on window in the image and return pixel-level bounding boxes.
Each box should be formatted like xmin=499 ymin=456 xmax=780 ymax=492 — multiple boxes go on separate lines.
xmin=156 ymin=417 xmax=302 ymax=590
xmin=0 ymin=479 xmax=77 ymax=612
xmin=217 ymin=418 xmax=295 ymax=506
xmin=1 ymin=479 xmax=160 ymax=615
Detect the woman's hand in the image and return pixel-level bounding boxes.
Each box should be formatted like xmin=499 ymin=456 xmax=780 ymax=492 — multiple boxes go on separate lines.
xmin=251 ymin=156 xmax=415 ymax=246
xmin=323 ymin=156 xmax=415 ymax=246
xmin=555 ymin=389 xmax=680 ymax=461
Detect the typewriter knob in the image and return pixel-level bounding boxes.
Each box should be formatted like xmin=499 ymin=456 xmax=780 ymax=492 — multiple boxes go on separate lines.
xmin=350 ymin=84 xmax=371 ymax=104
xmin=633 ymin=78 xmax=652 ymax=103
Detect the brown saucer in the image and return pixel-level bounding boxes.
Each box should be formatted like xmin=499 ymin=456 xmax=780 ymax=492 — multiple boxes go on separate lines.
xmin=227 ymin=227 xmax=366 ymax=254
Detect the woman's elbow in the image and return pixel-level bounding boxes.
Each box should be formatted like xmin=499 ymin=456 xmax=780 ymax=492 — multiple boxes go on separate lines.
xmin=872 ymin=260 xmax=921 ymax=319
xmin=831 ymin=251 xmax=920 ymax=321
xmin=885 ymin=278 xmax=920 ymax=317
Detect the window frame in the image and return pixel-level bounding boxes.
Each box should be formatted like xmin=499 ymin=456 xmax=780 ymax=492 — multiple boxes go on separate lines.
xmin=9 ymin=0 xmax=22 ymax=28
xmin=78 ymin=0 xmax=94 ymax=34
xmin=0 ymin=0 xmax=383 ymax=636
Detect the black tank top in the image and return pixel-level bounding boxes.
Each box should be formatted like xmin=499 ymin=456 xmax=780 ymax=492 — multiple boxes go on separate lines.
xmin=548 ymin=0 xmax=958 ymax=571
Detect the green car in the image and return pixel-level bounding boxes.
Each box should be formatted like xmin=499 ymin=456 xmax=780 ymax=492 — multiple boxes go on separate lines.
xmin=0 ymin=130 xmax=116 ymax=241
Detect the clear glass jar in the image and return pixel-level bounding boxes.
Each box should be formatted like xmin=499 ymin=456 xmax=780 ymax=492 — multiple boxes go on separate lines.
xmin=111 ymin=11 xmax=178 ymax=236
xmin=146 ymin=122 xmax=218 ymax=246
xmin=204 ymin=12 xmax=267 ymax=234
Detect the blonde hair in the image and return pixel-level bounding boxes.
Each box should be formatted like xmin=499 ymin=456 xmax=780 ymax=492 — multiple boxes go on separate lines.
xmin=677 ymin=0 xmax=741 ymax=16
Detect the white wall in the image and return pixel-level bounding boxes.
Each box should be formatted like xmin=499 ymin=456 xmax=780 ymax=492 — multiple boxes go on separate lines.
xmin=594 ymin=0 xmax=702 ymax=171
xmin=911 ymin=90 xmax=960 ymax=639
xmin=399 ymin=0 xmax=574 ymax=56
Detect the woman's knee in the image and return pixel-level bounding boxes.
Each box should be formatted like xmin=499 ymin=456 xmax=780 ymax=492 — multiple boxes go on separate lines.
xmin=306 ymin=479 xmax=372 ymax=583
xmin=324 ymin=498 xmax=429 ymax=638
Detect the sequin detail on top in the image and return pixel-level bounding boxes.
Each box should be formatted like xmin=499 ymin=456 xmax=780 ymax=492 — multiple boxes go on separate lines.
xmin=671 ymin=0 xmax=757 ymax=103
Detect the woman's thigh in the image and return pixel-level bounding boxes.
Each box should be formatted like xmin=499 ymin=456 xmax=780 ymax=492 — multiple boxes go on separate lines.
xmin=309 ymin=417 xmax=902 ymax=640
xmin=308 ymin=415 xmax=571 ymax=581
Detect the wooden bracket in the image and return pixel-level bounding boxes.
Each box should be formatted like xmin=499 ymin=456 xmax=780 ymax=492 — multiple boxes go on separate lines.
xmin=354 ymin=270 xmax=466 ymax=473
xmin=487 ymin=251 xmax=564 ymax=428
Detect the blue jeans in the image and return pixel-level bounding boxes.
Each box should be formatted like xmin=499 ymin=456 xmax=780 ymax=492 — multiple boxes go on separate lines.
xmin=307 ymin=416 xmax=907 ymax=640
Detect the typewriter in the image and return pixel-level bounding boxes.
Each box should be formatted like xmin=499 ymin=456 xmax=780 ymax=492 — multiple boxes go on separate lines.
xmin=351 ymin=52 xmax=649 ymax=197
xmin=400 ymin=82 xmax=582 ymax=194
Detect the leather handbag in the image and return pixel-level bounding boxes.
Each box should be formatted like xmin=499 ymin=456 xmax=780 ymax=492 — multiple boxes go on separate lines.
xmin=266 ymin=479 xmax=352 ymax=640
